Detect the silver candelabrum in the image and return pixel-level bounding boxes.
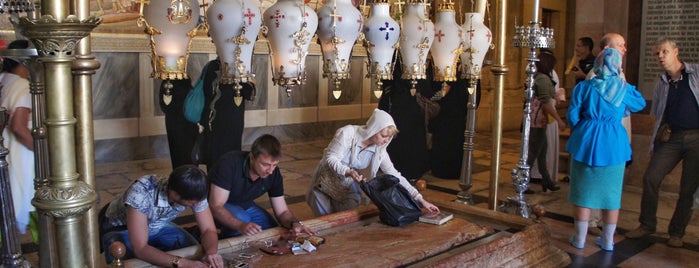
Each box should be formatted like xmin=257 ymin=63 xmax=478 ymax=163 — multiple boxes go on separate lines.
xmin=499 ymin=12 xmax=554 ymax=218
xmin=0 ymin=107 xmax=31 ymax=268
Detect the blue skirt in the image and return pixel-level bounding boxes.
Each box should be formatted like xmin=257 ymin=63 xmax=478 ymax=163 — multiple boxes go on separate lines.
xmin=567 ymin=160 xmax=625 ymax=210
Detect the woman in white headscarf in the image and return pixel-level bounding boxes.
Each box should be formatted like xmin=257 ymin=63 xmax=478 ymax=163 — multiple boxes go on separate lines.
xmin=307 ymin=109 xmax=440 ymax=216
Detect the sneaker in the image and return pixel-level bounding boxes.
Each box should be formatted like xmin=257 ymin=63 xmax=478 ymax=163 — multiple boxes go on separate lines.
xmin=569 ymin=235 xmax=584 ymax=249
xmin=625 ymin=226 xmax=654 ymax=239
xmin=587 ymin=226 xmax=603 ymax=236
xmin=595 ymin=236 xmax=614 ymax=251
xmin=667 ymin=236 xmax=683 ymax=248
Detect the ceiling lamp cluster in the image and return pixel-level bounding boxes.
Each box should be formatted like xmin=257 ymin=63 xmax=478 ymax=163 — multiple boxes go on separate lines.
xmin=137 ymin=0 xmax=494 ymax=106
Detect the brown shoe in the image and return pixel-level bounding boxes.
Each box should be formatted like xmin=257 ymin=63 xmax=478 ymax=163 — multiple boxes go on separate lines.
xmin=625 ymin=226 xmax=654 ymax=238
xmin=667 ymin=236 xmax=683 ymax=248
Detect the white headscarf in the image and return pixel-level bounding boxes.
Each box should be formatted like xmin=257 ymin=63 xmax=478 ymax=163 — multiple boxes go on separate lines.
xmin=357 ymin=109 xmax=396 ymax=144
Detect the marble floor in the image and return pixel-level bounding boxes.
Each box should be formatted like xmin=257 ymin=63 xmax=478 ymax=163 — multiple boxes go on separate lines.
xmin=16 ymin=130 xmax=699 ymax=267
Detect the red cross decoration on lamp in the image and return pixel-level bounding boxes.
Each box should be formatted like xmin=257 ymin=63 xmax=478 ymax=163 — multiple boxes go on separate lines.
xmin=244 ymin=8 xmax=256 ymax=25
xmin=270 ymin=9 xmax=285 ymax=28
xmin=435 ymin=30 xmax=445 ymax=42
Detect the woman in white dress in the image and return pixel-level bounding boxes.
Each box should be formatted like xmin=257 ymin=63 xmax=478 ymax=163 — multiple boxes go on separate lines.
xmin=0 ymin=40 xmax=35 ymax=237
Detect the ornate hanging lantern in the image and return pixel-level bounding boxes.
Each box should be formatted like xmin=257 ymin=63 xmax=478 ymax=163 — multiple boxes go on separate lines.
xmin=430 ymin=0 xmax=463 ymax=90
xmin=262 ymin=0 xmax=318 ymax=96
xmin=317 ymin=0 xmax=363 ymax=99
xmin=139 ymin=0 xmax=201 ymax=106
xmin=460 ymin=12 xmax=492 ymax=83
xmin=453 ymin=1 xmax=492 ymax=205
xmin=398 ymin=0 xmax=433 ymax=96
xmin=207 ymin=0 xmax=262 ymax=106
xmin=362 ymin=0 xmax=400 ymax=99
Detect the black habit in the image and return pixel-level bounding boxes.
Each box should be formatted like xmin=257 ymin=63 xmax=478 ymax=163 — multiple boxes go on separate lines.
xmin=200 ymin=59 xmax=254 ymax=170
xmin=428 ymin=78 xmax=481 ymax=179
xmin=159 ymin=78 xmax=198 ymax=168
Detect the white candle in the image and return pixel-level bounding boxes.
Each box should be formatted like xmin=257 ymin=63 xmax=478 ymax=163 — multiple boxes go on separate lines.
xmin=532 ymin=0 xmax=539 ymax=22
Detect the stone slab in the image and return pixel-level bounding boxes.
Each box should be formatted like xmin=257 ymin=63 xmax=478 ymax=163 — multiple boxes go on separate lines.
xmin=247 ymin=218 xmax=492 ymax=267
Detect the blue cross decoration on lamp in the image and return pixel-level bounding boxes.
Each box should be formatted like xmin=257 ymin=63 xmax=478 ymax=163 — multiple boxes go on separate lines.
xmin=362 ymin=0 xmax=400 ymax=98
xmin=379 ymin=22 xmax=395 ymax=40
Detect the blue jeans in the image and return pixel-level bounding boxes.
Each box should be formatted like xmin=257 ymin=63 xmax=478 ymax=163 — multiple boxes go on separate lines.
xmin=101 ymin=222 xmax=198 ymax=263
xmin=217 ymin=203 xmax=278 ymax=238
xmin=639 ymin=130 xmax=699 ymax=237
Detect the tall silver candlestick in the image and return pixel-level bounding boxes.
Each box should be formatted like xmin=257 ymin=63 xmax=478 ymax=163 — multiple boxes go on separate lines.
xmin=499 ymin=0 xmax=554 ymax=218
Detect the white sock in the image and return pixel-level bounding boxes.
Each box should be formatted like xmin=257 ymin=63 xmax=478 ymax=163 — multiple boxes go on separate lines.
xmin=603 ymin=223 xmax=616 ymax=245
xmin=574 ymin=220 xmax=588 ymax=243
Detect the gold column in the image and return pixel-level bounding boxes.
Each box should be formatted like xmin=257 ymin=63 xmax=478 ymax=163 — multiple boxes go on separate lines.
xmin=488 ymin=0 xmax=508 ymax=210
xmin=11 ymin=0 xmax=101 ymax=265
xmin=73 ymin=0 xmax=102 ymax=265
xmin=23 ymin=2 xmax=60 ymax=266
xmin=26 ymin=45 xmax=58 ymax=267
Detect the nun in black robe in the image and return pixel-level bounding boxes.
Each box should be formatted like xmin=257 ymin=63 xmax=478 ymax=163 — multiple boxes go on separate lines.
xmin=378 ymin=57 xmax=437 ymax=182
xmin=159 ymin=78 xmax=198 ymax=168
xmin=428 ymin=78 xmax=481 ymax=179
xmin=199 ymin=59 xmax=254 ymax=171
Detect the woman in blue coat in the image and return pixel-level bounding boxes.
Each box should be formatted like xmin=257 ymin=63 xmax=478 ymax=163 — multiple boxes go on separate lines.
xmin=566 ymin=48 xmax=646 ymax=251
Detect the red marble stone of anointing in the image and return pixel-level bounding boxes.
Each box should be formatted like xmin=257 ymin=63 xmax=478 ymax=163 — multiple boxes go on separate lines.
xmin=248 ymin=216 xmax=493 ymax=267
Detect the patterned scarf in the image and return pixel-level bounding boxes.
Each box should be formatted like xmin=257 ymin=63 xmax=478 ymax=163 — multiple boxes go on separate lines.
xmin=591 ymin=48 xmax=627 ymax=107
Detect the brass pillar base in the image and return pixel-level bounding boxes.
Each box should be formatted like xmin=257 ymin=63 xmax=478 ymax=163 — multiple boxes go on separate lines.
xmin=455 ymin=191 xmax=474 ymax=205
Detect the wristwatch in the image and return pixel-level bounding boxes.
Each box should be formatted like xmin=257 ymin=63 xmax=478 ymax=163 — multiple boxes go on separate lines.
xmin=171 ymin=256 xmax=181 ymax=268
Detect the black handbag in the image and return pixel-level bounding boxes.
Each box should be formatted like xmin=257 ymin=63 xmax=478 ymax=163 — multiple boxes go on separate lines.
xmin=360 ymin=174 xmax=422 ymax=227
